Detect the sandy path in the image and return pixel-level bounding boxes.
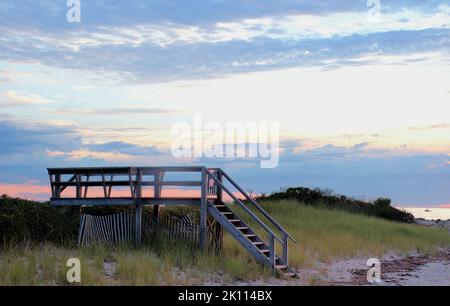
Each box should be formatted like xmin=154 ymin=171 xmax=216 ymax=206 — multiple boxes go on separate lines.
xmin=222 ymin=249 xmax=450 ymax=286
xmin=343 ymin=250 xmax=450 ymax=286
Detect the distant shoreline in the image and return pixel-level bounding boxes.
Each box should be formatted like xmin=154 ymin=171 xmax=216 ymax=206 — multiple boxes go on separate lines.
xmin=395 ymin=207 xmax=450 ymax=221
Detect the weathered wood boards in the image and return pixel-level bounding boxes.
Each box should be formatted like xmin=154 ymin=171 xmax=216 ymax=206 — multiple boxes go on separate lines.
xmin=78 ymin=212 xmax=135 ymax=246
xmin=78 ymin=211 xmax=203 ymax=249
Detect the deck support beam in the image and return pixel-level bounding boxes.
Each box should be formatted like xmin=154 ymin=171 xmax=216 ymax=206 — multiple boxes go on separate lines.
xmin=154 ymin=171 xmax=164 ymax=220
xmin=135 ymin=169 xmax=143 ymax=246
xmin=199 ymin=167 xmax=207 ymax=249
xmin=215 ymin=169 xmax=223 ymax=249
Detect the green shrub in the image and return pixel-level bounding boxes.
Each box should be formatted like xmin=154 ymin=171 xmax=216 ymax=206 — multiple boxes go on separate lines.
xmin=374 ymin=197 xmax=391 ymax=208
xmin=0 ymin=195 xmax=79 ymax=246
xmin=257 ymin=187 xmax=414 ymax=223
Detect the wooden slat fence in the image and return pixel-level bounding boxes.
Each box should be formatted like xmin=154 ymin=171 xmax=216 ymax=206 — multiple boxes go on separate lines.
xmin=142 ymin=213 xmax=199 ymax=249
xmin=77 ymin=211 xmax=202 ymax=248
xmin=78 ymin=212 xmax=134 ymax=246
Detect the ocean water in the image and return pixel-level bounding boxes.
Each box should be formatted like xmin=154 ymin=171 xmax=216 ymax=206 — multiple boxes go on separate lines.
xmin=398 ymin=207 xmax=450 ymax=220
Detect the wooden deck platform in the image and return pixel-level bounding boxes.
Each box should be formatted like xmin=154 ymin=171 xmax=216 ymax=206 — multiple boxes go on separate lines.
xmin=46 ymin=166 xmax=297 ymax=277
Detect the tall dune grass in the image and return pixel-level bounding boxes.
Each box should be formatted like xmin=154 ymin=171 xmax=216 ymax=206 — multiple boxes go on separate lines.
xmin=230 ymin=200 xmax=450 ymax=267
xmin=0 ymin=200 xmax=449 ymax=285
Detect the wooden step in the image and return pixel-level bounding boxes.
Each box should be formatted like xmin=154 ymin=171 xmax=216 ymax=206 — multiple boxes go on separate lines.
xmin=283 ymin=272 xmax=297 ymax=278
xmin=221 ymin=212 xmax=233 ymax=215
xmin=215 ymin=205 xmax=226 ymax=208
xmin=244 ymin=234 xmax=256 ymax=238
xmin=235 ymin=227 xmax=249 ymax=230
xmin=260 ymin=249 xmax=270 ymax=253
xmin=228 ymin=219 xmax=240 ymax=223
xmin=252 ymin=242 xmax=264 ymax=246
xmin=276 ymin=265 xmax=288 ymax=270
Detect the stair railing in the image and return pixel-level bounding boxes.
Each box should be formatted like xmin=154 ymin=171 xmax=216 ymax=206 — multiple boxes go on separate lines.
xmin=206 ymin=169 xmax=294 ymax=266
xmin=220 ymin=169 xmax=296 ymax=243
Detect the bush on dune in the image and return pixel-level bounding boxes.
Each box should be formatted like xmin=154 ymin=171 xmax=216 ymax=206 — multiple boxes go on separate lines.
xmin=257 ymin=187 xmax=414 ymax=223
xmin=0 ymin=194 xmax=79 ymax=246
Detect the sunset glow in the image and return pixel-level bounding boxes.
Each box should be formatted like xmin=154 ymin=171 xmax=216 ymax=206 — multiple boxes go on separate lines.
xmin=0 ymin=1 xmax=449 ymax=205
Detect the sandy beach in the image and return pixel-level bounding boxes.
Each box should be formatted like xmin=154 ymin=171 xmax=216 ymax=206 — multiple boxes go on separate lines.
xmin=221 ymin=249 xmax=450 ymax=286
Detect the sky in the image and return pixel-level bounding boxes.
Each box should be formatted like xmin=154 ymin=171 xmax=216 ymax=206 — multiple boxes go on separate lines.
xmin=0 ymin=0 xmax=449 ymax=206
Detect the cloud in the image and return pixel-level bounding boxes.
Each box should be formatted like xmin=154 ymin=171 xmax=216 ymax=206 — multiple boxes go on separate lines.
xmin=0 ymin=70 xmax=13 ymax=83
xmin=0 ymin=3 xmax=449 ymax=83
xmin=0 ymin=1 xmax=449 ymax=206
xmin=0 ymin=69 xmax=31 ymax=83
xmin=0 ymin=116 xmax=81 ymax=155
xmin=352 ymin=142 xmax=371 ymax=150
xmin=2 ymin=27 xmax=448 ymax=83
xmin=0 ymin=91 xmax=52 ymax=107
xmin=409 ymin=123 xmax=450 ymax=130
xmin=6 ymin=8 xmax=446 ymax=49
xmin=46 ymin=149 xmax=133 ymax=162
xmin=86 ymin=141 xmax=164 ymax=156
xmin=1 ymin=116 xmax=449 ymax=205
xmin=0 ymin=1 xmax=447 ymax=30
xmin=0 ymin=117 xmax=172 ymax=183
xmin=0 ymin=182 xmax=50 ymax=202
xmin=48 ymin=107 xmax=178 ymax=115
xmin=228 ymin=148 xmax=450 ymax=205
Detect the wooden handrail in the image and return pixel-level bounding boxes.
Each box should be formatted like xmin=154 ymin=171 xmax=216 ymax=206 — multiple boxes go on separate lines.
xmin=220 ymin=170 xmax=296 ymax=243
xmin=206 ymin=172 xmax=283 ymax=244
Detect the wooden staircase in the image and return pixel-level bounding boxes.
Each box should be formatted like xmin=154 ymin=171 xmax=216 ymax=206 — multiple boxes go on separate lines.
xmin=206 ymin=171 xmax=298 ymax=278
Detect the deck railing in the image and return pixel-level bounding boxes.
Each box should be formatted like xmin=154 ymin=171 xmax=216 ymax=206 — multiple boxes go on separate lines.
xmin=48 ymin=166 xmax=205 ymax=201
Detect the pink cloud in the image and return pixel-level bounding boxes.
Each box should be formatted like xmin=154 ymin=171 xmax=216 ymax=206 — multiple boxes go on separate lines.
xmin=437 ymin=204 xmax=450 ymax=208
xmin=0 ymin=183 xmax=50 ymax=201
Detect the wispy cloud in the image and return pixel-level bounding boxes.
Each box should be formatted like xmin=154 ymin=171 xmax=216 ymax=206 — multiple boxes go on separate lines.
xmin=48 ymin=107 xmax=178 ymax=115
xmin=0 ymin=91 xmax=52 ymax=107
xmin=0 ymin=3 xmax=448 ymax=83
xmin=409 ymin=123 xmax=450 ymax=130
xmin=0 ymin=1 xmax=447 ymax=29
xmin=46 ymin=149 xmax=133 ymax=162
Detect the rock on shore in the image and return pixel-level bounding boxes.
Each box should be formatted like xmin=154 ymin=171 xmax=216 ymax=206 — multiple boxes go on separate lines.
xmin=414 ymin=218 xmax=450 ymax=232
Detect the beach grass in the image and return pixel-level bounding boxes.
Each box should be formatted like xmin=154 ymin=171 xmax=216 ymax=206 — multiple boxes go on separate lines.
xmin=1 ymin=200 xmax=449 ymax=285
xmin=232 ymin=200 xmax=450 ymax=267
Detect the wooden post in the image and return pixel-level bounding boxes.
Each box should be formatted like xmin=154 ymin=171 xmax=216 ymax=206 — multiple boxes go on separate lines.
xmin=77 ymin=214 xmax=86 ymax=247
xmin=282 ymin=232 xmax=289 ymax=265
xmin=54 ymin=174 xmax=61 ymax=198
xmin=75 ymin=173 xmax=82 ymax=198
xmin=154 ymin=171 xmax=163 ymax=219
xmin=199 ymin=167 xmax=207 ymax=249
xmin=217 ymin=169 xmax=223 ymax=202
xmin=269 ymin=233 xmax=276 ymax=272
xmin=83 ymin=174 xmax=90 ymax=198
xmin=215 ymin=169 xmax=223 ymax=252
xmin=135 ymin=169 xmax=143 ymax=246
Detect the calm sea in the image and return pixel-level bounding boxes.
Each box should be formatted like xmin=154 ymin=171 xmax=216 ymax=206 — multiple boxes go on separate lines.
xmin=397 ymin=207 xmax=450 ymax=220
